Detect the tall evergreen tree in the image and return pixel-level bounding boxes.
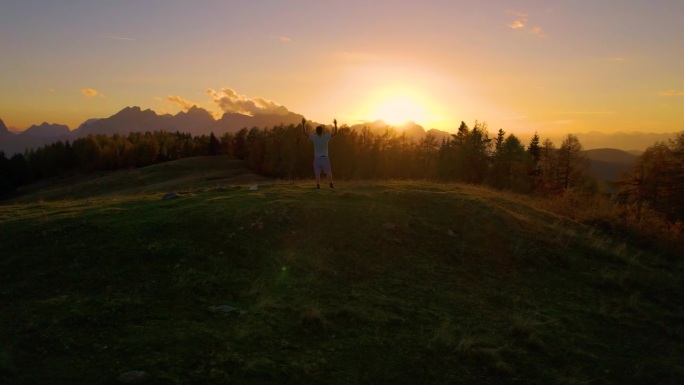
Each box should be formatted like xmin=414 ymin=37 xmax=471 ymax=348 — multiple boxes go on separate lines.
xmin=494 ymin=129 xmax=506 ymax=154
xmin=527 ymin=131 xmax=541 ymax=166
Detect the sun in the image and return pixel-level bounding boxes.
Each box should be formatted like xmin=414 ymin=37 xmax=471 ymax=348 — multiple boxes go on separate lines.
xmin=371 ymin=95 xmax=428 ymax=126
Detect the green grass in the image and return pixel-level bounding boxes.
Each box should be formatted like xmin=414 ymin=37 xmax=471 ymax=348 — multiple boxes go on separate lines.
xmin=1 ymin=157 xmax=682 ymax=384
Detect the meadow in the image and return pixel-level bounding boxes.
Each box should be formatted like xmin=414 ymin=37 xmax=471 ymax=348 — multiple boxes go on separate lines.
xmin=1 ymin=156 xmax=682 ymax=384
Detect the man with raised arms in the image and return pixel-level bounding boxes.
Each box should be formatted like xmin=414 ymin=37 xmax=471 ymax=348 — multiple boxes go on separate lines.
xmin=303 ymin=118 xmax=337 ymax=190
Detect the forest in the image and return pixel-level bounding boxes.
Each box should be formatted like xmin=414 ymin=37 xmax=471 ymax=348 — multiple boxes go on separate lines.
xmin=1 ymin=121 xmax=683 ymax=249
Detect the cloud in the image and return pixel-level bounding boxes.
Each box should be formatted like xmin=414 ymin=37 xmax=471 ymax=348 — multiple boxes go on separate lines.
xmin=508 ymin=10 xmax=528 ymax=29
xmin=47 ymin=88 xmax=56 ymax=93
xmin=510 ymin=20 xmax=526 ymax=29
xmin=166 ymin=95 xmax=196 ymax=111
xmin=271 ymin=36 xmax=292 ymax=43
xmin=206 ymin=87 xmax=290 ymax=116
xmin=81 ymin=88 xmax=105 ymax=98
xmin=531 ymin=27 xmax=545 ymax=37
xmin=660 ymin=90 xmax=684 ymax=97
xmin=508 ymin=10 xmax=545 ymax=37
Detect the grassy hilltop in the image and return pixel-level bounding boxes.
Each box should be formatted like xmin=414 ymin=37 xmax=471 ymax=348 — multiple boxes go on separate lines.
xmin=1 ymin=156 xmax=682 ymax=384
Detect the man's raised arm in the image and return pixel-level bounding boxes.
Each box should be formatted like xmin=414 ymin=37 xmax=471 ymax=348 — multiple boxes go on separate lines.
xmin=302 ymin=118 xmax=308 ymax=136
xmin=332 ymin=118 xmax=338 ymax=136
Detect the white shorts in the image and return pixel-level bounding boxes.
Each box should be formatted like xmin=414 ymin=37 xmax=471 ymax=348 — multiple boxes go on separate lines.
xmin=313 ymin=156 xmax=331 ymax=175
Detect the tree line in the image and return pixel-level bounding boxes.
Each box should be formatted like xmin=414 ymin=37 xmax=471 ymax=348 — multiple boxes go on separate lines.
xmin=0 ymin=121 xmax=592 ymax=196
xmin=230 ymin=120 xmax=595 ymax=196
xmin=1 ymin=122 xmax=683 ymax=227
xmin=0 ymin=131 xmax=216 ymax=197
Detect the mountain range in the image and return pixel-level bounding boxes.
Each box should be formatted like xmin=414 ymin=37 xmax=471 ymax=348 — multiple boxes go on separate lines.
xmin=0 ymin=106 xmax=454 ymax=156
xmin=0 ymin=107 xmax=663 ymax=187
xmin=3 ymin=106 xmax=679 ymax=156
xmin=0 ymin=107 xmax=302 ymax=156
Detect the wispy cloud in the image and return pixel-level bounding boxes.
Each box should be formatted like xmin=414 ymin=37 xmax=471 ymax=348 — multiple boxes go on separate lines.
xmin=660 ymin=90 xmax=684 ymax=97
xmin=81 ymin=88 xmax=105 ymax=98
xmin=531 ymin=27 xmax=545 ymax=37
xmin=98 ymin=35 xmax=135 ymax=41
xmin=47 ymin=88 xmax=56 ymax=93
xmin=271 ymin=36 xmax=292 ymax=43
xmin=165 ymin=95 xmax=196 ymax=111
xmin=508 ymin=10 xmax=528 ymax=29
xmin=207 ymin=87 xmax=290 ymax=116
xmin=510 ymin=20 xmax=526 ymax=29
xmin=508 ymin=10 xmax=545 ymax=37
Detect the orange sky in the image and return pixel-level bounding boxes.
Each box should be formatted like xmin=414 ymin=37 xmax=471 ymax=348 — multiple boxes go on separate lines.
xmin=1 ymin=1 xmax=682 ymax=139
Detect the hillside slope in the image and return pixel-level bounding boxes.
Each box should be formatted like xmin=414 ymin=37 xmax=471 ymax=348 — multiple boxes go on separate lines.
xmin=0 ymin=176 xmax=682 ymax=384
xmin=10 ymin=155 xmax=270 ymax=203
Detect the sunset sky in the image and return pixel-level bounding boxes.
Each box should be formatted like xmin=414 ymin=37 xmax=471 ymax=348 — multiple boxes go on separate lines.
xmin=1 ymin=0 xmax=683 ymax=137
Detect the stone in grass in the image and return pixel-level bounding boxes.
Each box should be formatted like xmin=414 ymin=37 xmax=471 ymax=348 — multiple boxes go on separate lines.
xmin=118 ymin=370 xmax=150 ymax=383
xmin=162 ymin=192 xmax=178 ymax=200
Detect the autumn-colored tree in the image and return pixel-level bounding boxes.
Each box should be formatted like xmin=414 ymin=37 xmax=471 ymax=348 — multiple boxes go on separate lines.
xmin=537 ymin=138 xmax=561 ymax=194
xmin=557 ymin=134 xmax=593 ymax=192
xmin=618 ymin=136 xmax=684 ymax=222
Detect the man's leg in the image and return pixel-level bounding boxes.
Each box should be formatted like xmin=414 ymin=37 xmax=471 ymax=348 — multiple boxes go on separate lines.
xmin=323 ymin=158 xmax=334 ymax=190
xmin=314 ymin=158 xmax=321 ymax=189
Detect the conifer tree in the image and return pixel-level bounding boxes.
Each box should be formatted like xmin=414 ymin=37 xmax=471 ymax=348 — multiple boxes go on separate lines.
xmin=527 ymin=132 xmax=541 ymax=166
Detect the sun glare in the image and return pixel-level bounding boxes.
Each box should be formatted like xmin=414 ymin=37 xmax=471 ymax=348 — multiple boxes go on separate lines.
xmin=372 ymin=96 xmax=428 ymax=126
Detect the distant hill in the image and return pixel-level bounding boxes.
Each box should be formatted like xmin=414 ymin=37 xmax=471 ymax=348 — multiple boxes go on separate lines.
xmin=585 ymin=148 xmax=639 ymax=190
xmin=513 ymin=131 xmax=678 ymax=154
xmin=577 ymin=131 xmax=677 ymax=153
xmin=585 ymin=148 xmax=639 ymax=165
